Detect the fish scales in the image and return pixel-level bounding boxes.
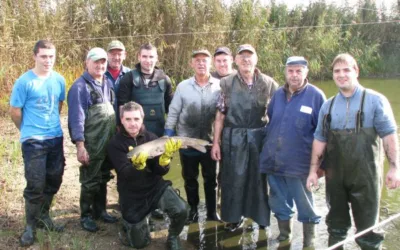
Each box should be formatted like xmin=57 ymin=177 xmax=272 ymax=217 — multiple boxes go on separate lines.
xmin=126 ymin=136 xmax=211 ymax=159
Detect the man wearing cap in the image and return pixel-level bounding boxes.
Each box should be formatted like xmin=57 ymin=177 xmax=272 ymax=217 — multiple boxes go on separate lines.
xmin=117 ymin=43 xmax=173 ymax=137
xmin=105 ymin=40 xmax=131 ymax=120
xmin=68 ymin=47 xmax=118 ymax=232
xmin=211 ymin=46 xmax=235 ymax=80
xmin=259 ymin=56 xmax=325 ymax=247
xmin=10 ymin=40 xmax=66 ymax=246
xmin=211 ymin=44 xmax=278 ymax=231
xmin=165 ymin=49 xmax=221 ymax=223
xmin=307 ymin=53 xmax=399 ymax=250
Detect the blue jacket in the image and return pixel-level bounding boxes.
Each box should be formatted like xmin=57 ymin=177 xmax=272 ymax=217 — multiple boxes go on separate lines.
xmin=105 ymin=65 xmax=130 ymax=93
xmin=259 ymin=83 xmax=325 ymax=178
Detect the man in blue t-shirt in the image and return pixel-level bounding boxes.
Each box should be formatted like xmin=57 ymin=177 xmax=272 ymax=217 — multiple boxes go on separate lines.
xmin=10 ymin=40 xmax=66 ymax=247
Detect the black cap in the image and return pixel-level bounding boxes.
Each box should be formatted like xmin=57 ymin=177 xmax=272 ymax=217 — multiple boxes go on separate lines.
xmin=214 ymin=46 xmax=232 ymax=57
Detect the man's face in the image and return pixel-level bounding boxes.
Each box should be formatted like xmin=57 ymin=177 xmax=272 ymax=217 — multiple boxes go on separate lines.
xmin=34 ymin=48 xmax=56 ymax=73
xmin=285 ymin=65 xmax=308 ymax=92
xmin=121 ymin=110 xmax=143 ymax=137
xmin=332 ymin=62 xmax=359 ymax=92
xmin=235 ymin=51 xmax=257 ymax=74
xmin=213 ymin=54 xmax=233 ymax=77
xmin=191 ymin=54 xmax=211 ymax=77
xmin=138 ymin=49 xmax=158 ymax=74
xmin=107 ymin=49 xmax=126 ymax=70
xmin=86 ymin=58 xmax=107 ymax=80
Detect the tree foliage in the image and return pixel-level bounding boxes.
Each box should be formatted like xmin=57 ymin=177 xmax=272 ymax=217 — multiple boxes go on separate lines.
xmin=0 ymin=0 xmax=398 ymax=103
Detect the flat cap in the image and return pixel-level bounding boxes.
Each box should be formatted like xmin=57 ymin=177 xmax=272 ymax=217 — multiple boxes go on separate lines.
xmin=286 ymin=56 xmax=308 ymax=67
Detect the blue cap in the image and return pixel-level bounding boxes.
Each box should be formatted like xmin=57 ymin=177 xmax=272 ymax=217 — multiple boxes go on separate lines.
xmin=286 ymin=56 xmax=308 ymax=67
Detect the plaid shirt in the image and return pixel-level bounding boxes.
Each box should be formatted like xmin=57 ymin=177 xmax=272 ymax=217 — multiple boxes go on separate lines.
xmin=216 ymin=69 xmax=259 ymax=114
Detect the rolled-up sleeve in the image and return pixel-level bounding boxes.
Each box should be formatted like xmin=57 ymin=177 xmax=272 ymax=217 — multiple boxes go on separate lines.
xmin=313 ymin=101 xmax=330 ymax=142
xmin=374 ymin=95 xmax=397 ymax=138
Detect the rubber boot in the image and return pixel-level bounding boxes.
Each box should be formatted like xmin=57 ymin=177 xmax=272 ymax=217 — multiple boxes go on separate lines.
xmin=20 ymin=202 xmax=41 ymax=247
xmin=92 ymin=183 xmax=118 ymax=223
xmin=328 ymin=235 xmax=345 ymax=250
xmin=205 ymin=186 xmax=220 ymax=221
xmin=185 ymin=205 xmax=198 ymax=224
xmin=277 ymin=220 xmax=292 ymax=241
xmin=167 ymin=206 xmax=187 ymax=250
xmin=37 ymin=194 xmax=64 ymax=232
xmin=80 ymin=190 xmax=98 ymax=232
xmin=120 ymin=218 xmax=151 ymax=249
xmin=303 ymin=223 xmax=316 ymax=248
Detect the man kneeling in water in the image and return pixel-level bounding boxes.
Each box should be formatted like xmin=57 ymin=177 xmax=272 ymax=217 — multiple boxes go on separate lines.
xmin=107 ymin=101 xmax=188 ymax=250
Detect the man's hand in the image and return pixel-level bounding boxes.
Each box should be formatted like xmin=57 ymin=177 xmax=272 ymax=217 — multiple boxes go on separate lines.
xmin=159 ymin=138 xmax=182 ymax=167
xmin=306 ymin=172 xmax=319 ymax=192
xmin=76 ymin=142 xmax=90 ymax=166
xmin=211 ymin=143 xmax=221 ymax=161
xmin=131 ymin=152 xmax=148 ymax=170
xmin=386 ymin=167 xmax=400 ymax=189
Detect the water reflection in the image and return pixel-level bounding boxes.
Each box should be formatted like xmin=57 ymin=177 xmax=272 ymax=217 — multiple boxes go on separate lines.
xmin=162 ymin=79 xmax=400 ymax=249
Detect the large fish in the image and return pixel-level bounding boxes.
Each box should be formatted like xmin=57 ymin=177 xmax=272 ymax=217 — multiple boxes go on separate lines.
xmin=126 ymin=136 xmax=211 ymax=159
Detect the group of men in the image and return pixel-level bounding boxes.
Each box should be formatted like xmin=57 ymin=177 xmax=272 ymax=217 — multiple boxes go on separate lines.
xmin=9 ymin=39 xmax=399 ymax=250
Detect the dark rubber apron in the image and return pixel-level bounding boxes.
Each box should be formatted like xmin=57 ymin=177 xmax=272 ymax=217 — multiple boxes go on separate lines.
xmin=220 ymin=78 xmax=270 ymax=226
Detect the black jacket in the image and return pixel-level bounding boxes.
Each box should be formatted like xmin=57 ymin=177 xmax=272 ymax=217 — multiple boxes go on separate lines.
xmin=107 ymin=128 xmax=171 ymax=223
xmin=116 ymin=63 xmax=173 ymax=110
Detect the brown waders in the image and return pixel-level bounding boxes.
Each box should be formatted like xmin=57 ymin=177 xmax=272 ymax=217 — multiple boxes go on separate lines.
xmin=324 ymin=90 xmax=384 ymax=250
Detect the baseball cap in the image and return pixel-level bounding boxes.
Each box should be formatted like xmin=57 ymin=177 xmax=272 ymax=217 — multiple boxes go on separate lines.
xmin=107 ymin=40 xmax=125 ymax=51
xmin=236 ymin=44 xmax=256 ymax=54
xmin=86 ymin=47 xmax=108 ymax=61
xmin=286 ymin=56 xmax=308 ymax=67
xmin=214 ymin=46 xmax=232 ymax=57
xmin=192 ymin=49 xmax=211 ymax=58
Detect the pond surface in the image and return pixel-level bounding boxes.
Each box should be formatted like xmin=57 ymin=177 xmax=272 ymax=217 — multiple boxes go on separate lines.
xmin=163 ymin=78 xmax=400 ymax=250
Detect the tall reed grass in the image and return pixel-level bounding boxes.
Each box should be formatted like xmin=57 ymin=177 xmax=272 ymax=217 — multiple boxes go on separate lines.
xmin=1 ymin=0 xmax=399 ymax=115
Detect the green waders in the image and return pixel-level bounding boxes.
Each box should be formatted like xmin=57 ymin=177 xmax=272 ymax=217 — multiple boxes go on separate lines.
xmin=80 ymin=99 xmax=116 ymax=232
xmin=119 ymin=186 xmax=188 ymax=249
xmin=324 ymin=90 xmax=384 ymax=250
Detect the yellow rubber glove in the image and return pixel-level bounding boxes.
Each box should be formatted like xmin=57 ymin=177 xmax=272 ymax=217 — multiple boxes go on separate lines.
xmin=159 ymin=138 xmax=182 ymax=167
xmin=131 ymin=152 xmax=148 ymax=170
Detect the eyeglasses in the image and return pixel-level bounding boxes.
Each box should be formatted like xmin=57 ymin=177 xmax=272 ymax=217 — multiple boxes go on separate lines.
xmin=194 ymin=59 xmax=209 ymax=64
xmin=237 ymin=55 xmax=253 ymax=60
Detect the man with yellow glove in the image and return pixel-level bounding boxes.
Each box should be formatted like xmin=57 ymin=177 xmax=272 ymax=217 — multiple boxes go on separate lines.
xmin=107 ymin=102 xmax=188 ymax=250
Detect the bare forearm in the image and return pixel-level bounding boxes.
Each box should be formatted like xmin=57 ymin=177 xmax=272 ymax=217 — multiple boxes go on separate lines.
xmin=10 ymin=107 xmax=22 ymax=130
xmin=309 ymin=139 xmax=327 ymax=173
xmin=213 ymin=111 xmax=225 ymax=145
xmin=59 ymin=101 xmax=63 ymax=114
xmin=383 ymin=133 xmax=399 ymax=169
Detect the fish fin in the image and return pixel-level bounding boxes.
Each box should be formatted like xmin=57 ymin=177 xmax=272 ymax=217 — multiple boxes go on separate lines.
xmin=188 ymin=145 xmax=207 ymax=153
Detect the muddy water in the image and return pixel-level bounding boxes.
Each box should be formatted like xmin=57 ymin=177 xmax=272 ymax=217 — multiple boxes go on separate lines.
xmin=162 ymin=78 xmax=400 ymax=249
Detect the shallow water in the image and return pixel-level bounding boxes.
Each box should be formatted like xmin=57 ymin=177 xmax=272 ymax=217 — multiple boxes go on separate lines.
xmin=163 ymin=78 xmax=400 ymax=249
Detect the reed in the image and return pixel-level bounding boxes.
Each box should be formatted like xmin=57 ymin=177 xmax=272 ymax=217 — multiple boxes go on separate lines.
xmin=1 ymin=0 xmax=399 ymax=115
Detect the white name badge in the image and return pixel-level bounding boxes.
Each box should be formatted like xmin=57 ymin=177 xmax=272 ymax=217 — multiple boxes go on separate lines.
xmin=300 ymin=105 xmax=312 ymax=114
